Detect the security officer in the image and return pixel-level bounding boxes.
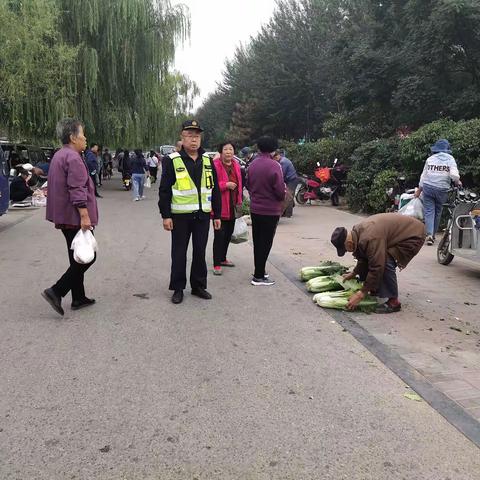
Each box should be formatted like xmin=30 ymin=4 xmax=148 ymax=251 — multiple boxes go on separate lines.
xmin=159 ymin=120 xmax=222 ymax=304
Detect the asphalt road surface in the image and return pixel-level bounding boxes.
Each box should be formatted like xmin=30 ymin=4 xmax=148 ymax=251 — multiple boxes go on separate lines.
xmin=1 ymin=180 xmax=479 ymax=479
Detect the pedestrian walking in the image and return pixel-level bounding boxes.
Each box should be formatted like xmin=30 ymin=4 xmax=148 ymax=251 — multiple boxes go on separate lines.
xmin=85 ymin=143 xmax=102 ymax=198
xmin=212 ymin=141 xmax=243 ymax=275
xmin=331 ymin=213 xmax=425 ymax=314
xmin=273 ymin=150 xmax=297 ymax=217
xmin=247 ymin=136 xmax=286 ymax=286
xmin=41 ymin=118 xmax=98 ymax=316
xmin=415 ymin=139 xmax=461 ymax=245
xmin=158 ymin=120 xmax=221 ymax=304
xmin=102 ymin=148 xmax=113 ymax=180
xmin=96 ymin=147 xmax=103 ymax=186
xmin=147 ymin=150 xmax=159 ymax=183
xmin=131 ymin=149 xmax=149 ymax=201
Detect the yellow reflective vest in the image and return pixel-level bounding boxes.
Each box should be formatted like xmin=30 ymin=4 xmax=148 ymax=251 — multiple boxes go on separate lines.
xmin=170 ymin=152 xmax=214 ymax=214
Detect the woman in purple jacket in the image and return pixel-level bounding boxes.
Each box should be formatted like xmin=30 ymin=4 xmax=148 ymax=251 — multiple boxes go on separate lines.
xmin=247 ymin=136 xmax=286 ymax=286
xmin=42 ymin=118 xmax=99 ymax=316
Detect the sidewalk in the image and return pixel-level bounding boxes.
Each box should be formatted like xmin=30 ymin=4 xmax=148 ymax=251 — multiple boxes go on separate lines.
xmin=0 ymin=181 xmax=479 ymax=479
xmin=270 ymin=203 xmax=480 ymax=436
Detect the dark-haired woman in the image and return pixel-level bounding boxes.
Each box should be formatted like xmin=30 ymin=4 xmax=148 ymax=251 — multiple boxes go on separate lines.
xmin=131 ymin=149 xmax=149 ymax=201
xmin=246 ymin=136 xmax=285 ymax=286
xmin=212 ymin=142 xmax=243 ymax=275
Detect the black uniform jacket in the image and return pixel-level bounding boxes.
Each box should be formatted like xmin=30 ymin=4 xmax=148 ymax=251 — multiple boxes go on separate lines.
xmin=158 ymin=148 xmax=221 ymax=220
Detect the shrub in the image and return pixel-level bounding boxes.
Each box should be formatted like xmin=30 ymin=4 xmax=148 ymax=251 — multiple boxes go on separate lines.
xmin=400 ymin=118 xmax=480 ymax=188
xmin=281 ymin=137 xmax=360 ymax=174
xmin=346 ymin=138 xmax=401 ymax=212
xmin=366 ymin=169 xmax=399 ymax=213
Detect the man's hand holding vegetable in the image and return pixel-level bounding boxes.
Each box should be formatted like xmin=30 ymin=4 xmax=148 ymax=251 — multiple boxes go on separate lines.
xmin=346 ymin=290 xmax=366 ymax=310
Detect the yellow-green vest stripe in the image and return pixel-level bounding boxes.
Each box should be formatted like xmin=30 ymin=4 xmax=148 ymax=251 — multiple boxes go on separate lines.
xmin=170 ymin=153 xmax=213 ymax=214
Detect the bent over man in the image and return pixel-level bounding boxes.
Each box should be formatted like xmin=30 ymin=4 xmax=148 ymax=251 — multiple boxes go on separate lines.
xmin=159 ymin=120 xmax=221 ymax=304
xmin=331 ymin=213 xmax=425 ymax=314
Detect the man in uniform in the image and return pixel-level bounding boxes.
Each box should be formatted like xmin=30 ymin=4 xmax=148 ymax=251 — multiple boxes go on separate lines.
xmin=159 ymin=120 xmax=222 ymax=304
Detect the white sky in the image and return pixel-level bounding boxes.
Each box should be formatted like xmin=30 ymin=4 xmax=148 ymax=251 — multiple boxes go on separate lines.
xmin=171 ymin=0 xmax=278 ymax=111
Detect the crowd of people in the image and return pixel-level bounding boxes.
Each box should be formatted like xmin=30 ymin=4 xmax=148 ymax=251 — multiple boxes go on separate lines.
xmin=37 ymin=116 xmax=462 ymax=316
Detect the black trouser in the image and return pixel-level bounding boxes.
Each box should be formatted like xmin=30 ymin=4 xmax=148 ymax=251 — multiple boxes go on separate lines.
xmin=251 ymin=213 xmax=279 ymax=279
xmin=149 ymin=167 xmax=158 ymax=183
xmin=91 ymin=174 xmax=100 ymax=196
xmin=283 ymin=180 xmax=298 ymax=217
xmin=52 ymin=229 xmax=96 ymax=302
xmin=170 ymin=216 xmax=210 ymax=291
xmin=213 ymin=219 xmax=235 ymax=267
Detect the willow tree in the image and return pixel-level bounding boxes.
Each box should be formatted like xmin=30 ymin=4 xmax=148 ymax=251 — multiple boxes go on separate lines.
xmin=58 ymin=0 xmax=196 ymax=146
xmin=0 ymin=0 xmax=77 ymax=141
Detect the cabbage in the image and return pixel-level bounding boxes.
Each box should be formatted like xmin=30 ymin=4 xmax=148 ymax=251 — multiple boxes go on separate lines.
xmin=314 ymin=290 xmax=378 ymax=313
xmin=306 ymin=275 xmax=343 ymax=293
xmin=299 ymin=261 xmax=348 ymax=281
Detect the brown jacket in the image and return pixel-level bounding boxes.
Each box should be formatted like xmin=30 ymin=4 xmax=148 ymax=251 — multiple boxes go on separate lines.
xmin=352 ymin=213 xmax=426 ymax=294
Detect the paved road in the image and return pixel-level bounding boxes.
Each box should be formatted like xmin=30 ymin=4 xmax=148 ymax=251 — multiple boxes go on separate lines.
xmin=1 ymin=180 xmax=479 ymax=479
xmin=271 ymin=202 xmax=480 ymax=428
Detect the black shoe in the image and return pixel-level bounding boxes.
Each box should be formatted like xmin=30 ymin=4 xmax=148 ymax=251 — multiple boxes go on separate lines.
xmin=171 ymin=290 xmax=184 ymax=304
xmin=95 ymin=194 xmax=103 ymax=198
xmin=191 ymin=287 xmax=212 ymax=300
xmin=375 ymin=302 xmax=402 ymax=314
xmin=41 ymin=288 xmax=64 ymax=316
xmin=71 ymin=297 xmax=96 ymax=311
xmin=251 ymin=276 xmax=275 ymax=286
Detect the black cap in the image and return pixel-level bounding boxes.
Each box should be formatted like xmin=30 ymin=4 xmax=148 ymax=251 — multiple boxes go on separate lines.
xmin=331 ymin=227 xmax=348 ymax=257
xmin=181 ymin=119 xmax=203 ymax=132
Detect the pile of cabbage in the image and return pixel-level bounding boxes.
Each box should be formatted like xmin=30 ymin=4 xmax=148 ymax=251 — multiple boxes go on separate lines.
xmin=299 ymin=262 xmax=378 ymax=313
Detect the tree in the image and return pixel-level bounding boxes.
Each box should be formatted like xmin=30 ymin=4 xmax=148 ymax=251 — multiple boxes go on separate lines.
xmin=0 ymin=0 xmax=198 ymax=146
xmin=197 ymin=0 xmax=480 ymax=145
xmin=57 ymin=0 xmax=197 ymax=146
xmin=0 ymin=0 xmax=77 ymax=140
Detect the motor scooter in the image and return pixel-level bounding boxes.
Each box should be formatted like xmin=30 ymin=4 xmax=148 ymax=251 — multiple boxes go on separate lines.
xmin=295 ymin=159 xmax=345 ymax=206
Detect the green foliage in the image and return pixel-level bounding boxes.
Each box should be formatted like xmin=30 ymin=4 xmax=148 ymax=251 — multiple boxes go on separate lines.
xmin=0 ymin=0 xmax=78 ymax=140
xmin=0 ymin=0 xmax=197 ymax=146
xmin=281 ymin=137 xmax=359 ymax=174
xmin=399 ymin=119 xmax=458 ymax=174
xmin=197 ymin=0 xmax=480 ymax=146
xmin=366 ymin=169 xmax=399 ymax=214
xmin=400 ymin=118 xmax=480 ymax=185
xmin=346 ymin=139 xmax=401 ymax=213
xmin=241 ymin=197 xmax=250 ymax=216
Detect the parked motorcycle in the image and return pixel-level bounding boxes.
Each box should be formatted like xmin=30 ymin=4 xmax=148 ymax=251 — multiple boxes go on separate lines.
xmin=295 ymin=159 xmax=347 ymax=206
xmin=385 ymin=176 xmax=416 ymax=212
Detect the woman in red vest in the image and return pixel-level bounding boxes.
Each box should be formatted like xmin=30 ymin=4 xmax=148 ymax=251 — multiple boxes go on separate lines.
xmin=212 ymin=142 xmax=243 ymax=275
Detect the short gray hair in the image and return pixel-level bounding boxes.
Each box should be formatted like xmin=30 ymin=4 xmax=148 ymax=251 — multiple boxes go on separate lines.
xmin=56 ymin=118 xmax=83 ymax=145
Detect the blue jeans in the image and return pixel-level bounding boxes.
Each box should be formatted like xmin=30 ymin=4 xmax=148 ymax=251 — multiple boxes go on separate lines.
xmin=132 ymin=173 xmax=145 ymax=199
xmin=423 ymin=184 xmax=448 ymax=237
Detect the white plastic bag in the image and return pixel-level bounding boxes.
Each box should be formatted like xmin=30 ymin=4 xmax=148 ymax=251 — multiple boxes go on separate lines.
xmin=71 ymin=229 xmax=98 ymax=264
xmin=144 ymin=176 xmax=152 ymax=188
xmin=398 ymin=197 xmax=424 ymax=221
xmin=230 ymin=217 xmax=249 ymax=244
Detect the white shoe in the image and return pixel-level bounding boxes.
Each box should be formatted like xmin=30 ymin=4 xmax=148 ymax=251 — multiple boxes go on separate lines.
xmin=134 ymin=197 xmax=140 ymax=202
xmin=141 ymin=196 xmax=146 ymax=199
